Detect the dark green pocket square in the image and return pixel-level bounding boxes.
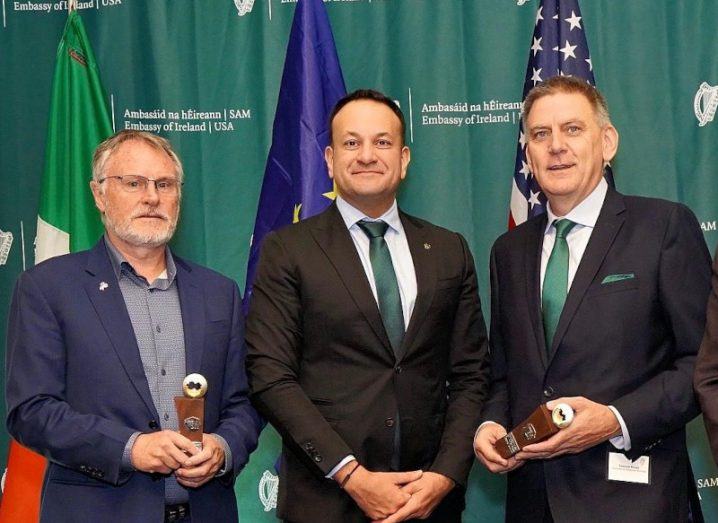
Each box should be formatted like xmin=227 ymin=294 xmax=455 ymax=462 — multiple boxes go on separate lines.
xmin=601 ymin=273 xmax=635 ymax=284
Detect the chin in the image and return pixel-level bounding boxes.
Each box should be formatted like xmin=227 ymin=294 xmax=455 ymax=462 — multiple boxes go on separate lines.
xmin=115 ymin=226 xmax=175 ymax=248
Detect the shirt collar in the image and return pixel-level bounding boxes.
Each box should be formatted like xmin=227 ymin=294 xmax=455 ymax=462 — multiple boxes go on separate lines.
xmin=545 ymin=177 xmax=608 ymax=234
xmin=336 ymin=195 xmax=402 ymax=233
xmin=104 ymin=234 xmax=177 ymax=287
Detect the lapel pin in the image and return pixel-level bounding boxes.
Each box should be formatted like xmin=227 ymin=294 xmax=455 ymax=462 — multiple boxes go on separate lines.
xmin=424 ymin=243 xmax=431 ymax=250
xmin=99 ymin=281 xmax=109 ymax=291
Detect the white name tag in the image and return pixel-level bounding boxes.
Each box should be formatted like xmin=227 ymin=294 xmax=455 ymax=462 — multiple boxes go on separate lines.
xmin=607 ymin=452 xmax=650 ymax=484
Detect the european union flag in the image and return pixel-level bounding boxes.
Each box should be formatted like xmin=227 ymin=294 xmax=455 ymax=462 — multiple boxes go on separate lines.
xmin=243 ymin=0 xmax=346 ymax=313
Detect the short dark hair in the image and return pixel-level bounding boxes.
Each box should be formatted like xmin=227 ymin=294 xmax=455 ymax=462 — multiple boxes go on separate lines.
xmin=522 ymin=75 xmax=611 ymax=131
xmin=328 ymin=89 xmax=406 ymax=145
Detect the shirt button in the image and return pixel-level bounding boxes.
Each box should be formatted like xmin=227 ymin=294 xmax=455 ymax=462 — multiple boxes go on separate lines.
xmin=163 ymin=413 xmax=169 ymax=421
xmin=385 ymin=418 xmax=395 ymax=427
xmin=156 ymin=325 xmax=161 ymax=333
xmin=161 ymin=368 xmax=166 ymax=376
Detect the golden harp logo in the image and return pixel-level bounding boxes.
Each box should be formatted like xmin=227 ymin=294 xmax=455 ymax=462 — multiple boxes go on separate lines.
xmin=694 ymin=82 xmax=718 ymax=127
xmin=258 ymin=469 xmax=279 ymax=511
xmin=0 ymin=229 xmax=13 ymax=266
xmin=234 ymin=0 xmax=255 ymax=16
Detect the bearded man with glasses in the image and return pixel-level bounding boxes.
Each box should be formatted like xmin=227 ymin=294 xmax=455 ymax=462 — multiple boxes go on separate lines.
xmin=6 ymin=130 xmax=262 ymax=523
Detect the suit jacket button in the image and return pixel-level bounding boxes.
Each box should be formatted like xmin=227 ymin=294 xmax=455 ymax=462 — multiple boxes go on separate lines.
xmin=543 ymin=387 xmax=554 ymax=398
xmin=314 ymin=455 xmax=322 ymax=462
xmin=148 ymin=420 xmax=159 ymax=429
xmin=385 ymin=418 xmax=395 ymax=427
xmin=395 ymin=366 xmax=402 ymax=374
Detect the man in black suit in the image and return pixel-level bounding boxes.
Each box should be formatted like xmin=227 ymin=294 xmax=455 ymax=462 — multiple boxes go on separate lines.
xmin=473 ymin=76 xmax=710 ymax=522
xmin=245 ymin=89 xmax=489 ymax=522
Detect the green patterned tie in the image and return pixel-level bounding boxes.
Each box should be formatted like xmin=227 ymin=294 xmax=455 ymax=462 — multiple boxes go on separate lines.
xmin=542 ymin=219 xmax=577 ymax=353
xmin=357 ymin=220 xmax=405 ymax=355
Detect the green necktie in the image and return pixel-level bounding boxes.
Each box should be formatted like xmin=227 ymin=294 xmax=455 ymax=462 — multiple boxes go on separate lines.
xmin=357 ymin=220 xmax=405 ymax=355
xmin=542 ymin=219 xmax=577 ymax=353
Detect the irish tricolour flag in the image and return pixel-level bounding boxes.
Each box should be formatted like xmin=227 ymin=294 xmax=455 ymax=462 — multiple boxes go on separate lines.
xmin=0 ymin=9 xmax=112 ymax=522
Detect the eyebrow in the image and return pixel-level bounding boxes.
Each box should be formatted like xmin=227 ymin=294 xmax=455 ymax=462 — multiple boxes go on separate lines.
xmin=341 ymin=131 xmax=393 ymax=139
xmin=529 ymin=119 xmax=587 ymax=132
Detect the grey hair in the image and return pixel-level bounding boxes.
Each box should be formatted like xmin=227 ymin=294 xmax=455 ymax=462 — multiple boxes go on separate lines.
xmin=522 ymin=75 xmax=612 ymax=133
xmin=91 ymin=130 xmax=184 ymax=188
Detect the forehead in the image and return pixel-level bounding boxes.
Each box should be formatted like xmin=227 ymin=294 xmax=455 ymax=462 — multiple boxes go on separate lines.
xmin=332 ymin=100 xmax=402 ymax=135
xmin=527 ymin=91 xmax=596 ymax=126
xmin=106 ymin=139 xmax=176 ymax=173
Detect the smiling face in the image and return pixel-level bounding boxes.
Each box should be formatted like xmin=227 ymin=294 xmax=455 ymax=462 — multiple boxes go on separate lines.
xmin=525 ymin=91 xmax=618 ymax=215
xmin=325 ymin=99 xmax=410 ymax=218
xmin=90 ymin=139 xmax=180 ymax=249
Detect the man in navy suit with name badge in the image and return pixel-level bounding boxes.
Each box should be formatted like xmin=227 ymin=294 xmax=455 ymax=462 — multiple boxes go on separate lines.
xmin=6 ymin=130 xmax=261 ymax=522
xmin=473 ymin=76 xmax=710 ymax=522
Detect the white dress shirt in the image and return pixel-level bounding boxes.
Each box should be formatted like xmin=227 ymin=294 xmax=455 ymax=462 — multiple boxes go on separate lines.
xmin=326 ymin=196 xmax=418 ymax=477
xmin=542 ymin=178 xmax=630 ymax=450
xmin=336 ymin=195 xmax=417 ymax=328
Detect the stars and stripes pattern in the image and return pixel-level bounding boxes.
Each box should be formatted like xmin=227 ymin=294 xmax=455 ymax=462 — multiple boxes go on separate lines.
xmin=509 ymin=0 xmax=612 ymax=228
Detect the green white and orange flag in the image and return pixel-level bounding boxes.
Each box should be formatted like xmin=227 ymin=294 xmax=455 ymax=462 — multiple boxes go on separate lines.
xmin=35 ymin=7 xmax=112 ymax=263
xmin=0 ymin=8 xmax=112 ymax=522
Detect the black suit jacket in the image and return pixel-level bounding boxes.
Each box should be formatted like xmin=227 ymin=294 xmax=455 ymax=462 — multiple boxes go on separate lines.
xmin=482 ymin=188 xmax=710 ymax=523
xmin=246 ymin=203 xmax=489 ymax=522
xmin=694 ymin=251 xmax=718 ymax=462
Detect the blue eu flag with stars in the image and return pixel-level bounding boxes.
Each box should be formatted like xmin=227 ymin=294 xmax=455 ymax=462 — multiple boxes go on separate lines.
xmin=243 ymin=0 xmax=346 ymax=314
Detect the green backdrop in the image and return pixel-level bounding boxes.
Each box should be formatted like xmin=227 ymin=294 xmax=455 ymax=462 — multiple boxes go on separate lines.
xmin=1 ymin=1 xmax=718 ymax=521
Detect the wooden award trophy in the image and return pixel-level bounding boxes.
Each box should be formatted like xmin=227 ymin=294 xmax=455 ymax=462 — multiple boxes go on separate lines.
xmin=494 ymin=403 xmax=574 ymax=459
xmin=175 ymin=373 xmax=207 ymax=450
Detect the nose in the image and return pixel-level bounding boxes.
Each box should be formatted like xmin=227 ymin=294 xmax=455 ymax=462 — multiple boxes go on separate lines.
xmin=140 ymin=180 xmax=161 ymax=204
xmin=549 ymin=130 xmax=566 ymax=155
xmin=357 ymin=142 xmax=377 ymax=164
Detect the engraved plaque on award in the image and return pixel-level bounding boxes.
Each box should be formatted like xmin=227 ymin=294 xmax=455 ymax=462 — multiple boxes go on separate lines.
xmin=175 ymin=373 xmax=207 ymax=450
xmin=494 ymin=403 xmax=574 ymax=459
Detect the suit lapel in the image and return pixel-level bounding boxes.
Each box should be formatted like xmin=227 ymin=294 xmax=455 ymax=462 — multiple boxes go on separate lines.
xmin=176 ymin=257 xmax=205 ymax=373
xmin=310 ymin=205 xmax=394 ymax=357
xmin=525 ymin=215 xmax=550 ymax=368
xmin=548 ymin=189 xmax=626 ymax=358
xmin=399 ymin=213 xmax=436 ymax=362
xmin=83 ymin=240 xmax=159 ymax=419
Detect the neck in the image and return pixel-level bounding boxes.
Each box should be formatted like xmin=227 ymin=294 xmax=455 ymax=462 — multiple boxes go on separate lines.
xmin=341 ymin=194 xmax=395 ymax=219
xmin=105 ymin=232 xmax=167 ymax=282
xmin=548 ymin=197 xmax=579 ymax=218
xmin=548 ymin=179 xmax=603 ymax=217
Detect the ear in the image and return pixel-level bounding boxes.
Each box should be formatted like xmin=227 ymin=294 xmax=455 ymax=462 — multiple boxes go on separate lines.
xmin=324 ymin=146 xmax=335 ymax=180
xmin=90 ymin=180 xmax=106 ymax=214
xmin=525 ymin=142 xmax=536 ymax=175
xmin=602 ymin=124 xmax=619 ymax=164
xmin=400 ymin=146 xmax=411 ymax=180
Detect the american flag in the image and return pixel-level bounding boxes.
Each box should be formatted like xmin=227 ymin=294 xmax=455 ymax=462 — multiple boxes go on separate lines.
xmin=509 ymin=0 xmax=612 ymax=228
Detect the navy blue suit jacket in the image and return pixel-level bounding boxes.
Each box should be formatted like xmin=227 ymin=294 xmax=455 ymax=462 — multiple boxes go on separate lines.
xmin=482 ymin=189 xmax=710 ymax=523
xmin=6 ymin=239 xmax=261 ymax=523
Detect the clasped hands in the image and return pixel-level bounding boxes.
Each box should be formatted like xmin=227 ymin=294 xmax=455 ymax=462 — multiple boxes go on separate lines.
xmin=473 ymin=396 xmax=622 ymax=474
xmin=130 ymin=430 xmax=225 ymax=488
xmin=334 ymin=461 xmax=454 ymax=522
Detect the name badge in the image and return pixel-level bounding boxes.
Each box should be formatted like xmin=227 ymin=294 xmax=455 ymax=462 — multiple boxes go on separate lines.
xmin=607 ymin=452 xmax=650 ymax=484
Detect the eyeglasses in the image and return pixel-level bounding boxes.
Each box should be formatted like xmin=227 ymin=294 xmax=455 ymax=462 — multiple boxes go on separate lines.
xmin=98 ymin=175 xmax=182 ymax=194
